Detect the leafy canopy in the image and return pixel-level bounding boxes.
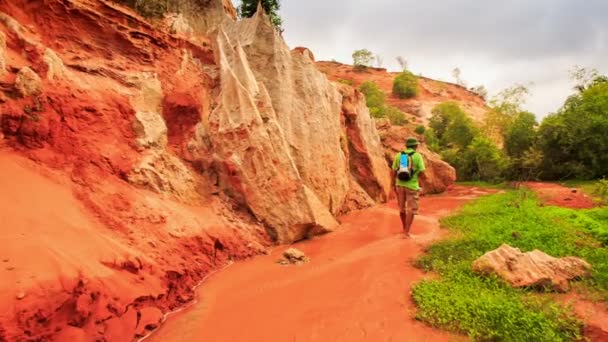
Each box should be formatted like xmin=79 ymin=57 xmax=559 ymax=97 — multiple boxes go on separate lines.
xmin=352 ymin=49 xmax=374 ymax=69
xmin=238 ymin=0 xmax=283 ymax=31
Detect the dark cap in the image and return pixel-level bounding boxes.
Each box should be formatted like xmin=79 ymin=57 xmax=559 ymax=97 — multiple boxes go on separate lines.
xmin=406 ymin=137 xmax=419 ymax=147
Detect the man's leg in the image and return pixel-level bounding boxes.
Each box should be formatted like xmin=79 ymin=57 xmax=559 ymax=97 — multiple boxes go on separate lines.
xmin=396 ymin=187 xmax=407 ymax=233
xmin=405 ymin=189 xmax=420 ymax=234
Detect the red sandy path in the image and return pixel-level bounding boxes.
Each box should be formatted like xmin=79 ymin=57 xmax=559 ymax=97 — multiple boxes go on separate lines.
xmin=525 ymin=182 xmax=595 ymax=209
xmin=149 ymin=186 xmax=492 ymax=342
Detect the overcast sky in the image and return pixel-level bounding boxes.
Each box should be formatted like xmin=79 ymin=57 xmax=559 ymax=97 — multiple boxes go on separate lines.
xmin=252 ymin=0 xmax=607 ymax=118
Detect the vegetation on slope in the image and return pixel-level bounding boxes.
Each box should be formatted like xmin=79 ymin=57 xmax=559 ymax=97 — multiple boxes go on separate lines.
xmin=359 ymin=81 xmax=407 ymax=126
xmin=392 ymin=70 xmax=418 ymax=99
xmin=413 ymin=190 xmax=608 ymax=340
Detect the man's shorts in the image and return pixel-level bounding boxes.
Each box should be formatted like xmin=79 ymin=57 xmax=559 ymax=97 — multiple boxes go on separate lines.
xmin=396 ymin=186 xmax=419 ymax=215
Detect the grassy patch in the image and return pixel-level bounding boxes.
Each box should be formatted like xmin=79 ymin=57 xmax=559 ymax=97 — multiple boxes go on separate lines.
xmin=412 ymin=190 xmax=608 ymax=340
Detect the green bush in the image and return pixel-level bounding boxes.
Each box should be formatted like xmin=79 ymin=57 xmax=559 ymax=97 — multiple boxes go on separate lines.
xmin=414 ymin=125 xmax=426 ymax=134
xmin=359 ymin=81 xmax=408 ymax=124
xmin=337 ymin=79 xmax=353 ymax=86
xmin=456 ymin=137 xmax=508 ymax=182
xmin=359 ymin=81 xmax=386 ymax=118
xmin=385 ymin=106 xmax=407 ymax=126
xmin=392 ymin=70 xmax=418 ymax=99
xmin=424 ymin=128 xmax=441 ymax=152
xmin=430 ymin=102 xmax=478 ymax=149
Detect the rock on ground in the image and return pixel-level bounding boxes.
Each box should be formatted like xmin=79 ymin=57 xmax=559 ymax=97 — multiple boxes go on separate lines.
xmin=279 ymin=248 xmax=309 ymax=265
xmin=472 ymin=244 xmax=591 ymax=292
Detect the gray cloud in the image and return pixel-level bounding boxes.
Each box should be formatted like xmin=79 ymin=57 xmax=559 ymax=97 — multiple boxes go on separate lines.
xmin=273 ymin=0 xmax=608 ymax=117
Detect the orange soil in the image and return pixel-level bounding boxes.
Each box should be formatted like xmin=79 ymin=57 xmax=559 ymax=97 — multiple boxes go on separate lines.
xmin=149 ymin=186 xmax=493 ymax=342
xmin=0 ymin=149 xmax=268 ymax=341
xmin=525 ymin=182 xmax=595 ymax=209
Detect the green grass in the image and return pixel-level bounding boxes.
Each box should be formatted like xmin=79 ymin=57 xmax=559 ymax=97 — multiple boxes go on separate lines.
xmin=412 ymin=190 xmax=608 ymax=341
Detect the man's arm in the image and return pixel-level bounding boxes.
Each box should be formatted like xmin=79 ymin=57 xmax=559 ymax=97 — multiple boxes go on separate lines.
xmin=390 ymin=154 xmax=398 ymax=192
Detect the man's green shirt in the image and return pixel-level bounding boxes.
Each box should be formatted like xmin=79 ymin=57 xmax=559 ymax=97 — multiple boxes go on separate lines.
xmin=392 ymin=148 xmax=426 ymax=190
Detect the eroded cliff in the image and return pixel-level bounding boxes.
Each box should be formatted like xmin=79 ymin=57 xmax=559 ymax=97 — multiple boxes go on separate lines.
xmin=0 ymin=0 xmax=390 ymax=339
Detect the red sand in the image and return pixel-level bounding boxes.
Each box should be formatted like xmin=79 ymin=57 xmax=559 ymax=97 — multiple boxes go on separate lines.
xmin=525 ymin=182 xmax=595 ymax=209
xmin=149 ymin=186 xmax=493 ymax=342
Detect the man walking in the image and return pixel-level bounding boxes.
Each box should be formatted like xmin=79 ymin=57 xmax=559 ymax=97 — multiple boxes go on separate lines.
xmin=391 ymin=137 xmax=425 ymax=238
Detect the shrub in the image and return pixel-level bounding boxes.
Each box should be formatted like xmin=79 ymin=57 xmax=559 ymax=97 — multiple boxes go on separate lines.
xmin=424 ymin=128 xmax=441 ymax=152
xmin=414 ymin=125 xmax=426 ymax=134
xmin=359 ymin=81 xmax=408 ymax=124
xmin=359 ymin=81 xmax=386 ymax=118
xmin=337 ymin=79 xmax=353 ymax=86
xmin=385 ymin=106 xmax=407 ymax=126
xmin=454 ymin=136 xmax=508 ymax=182
xmin=392 ymin=70 xmax=418 ymax=99
xmin=430 ymin=102 xmax=478 ymax=149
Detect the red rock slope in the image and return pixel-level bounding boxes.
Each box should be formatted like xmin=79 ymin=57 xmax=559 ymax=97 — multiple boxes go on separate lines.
xmin=316 ymin=61 xmax=489 ymax=125
xmin=0 ymin=0 xmax=390 ymax=340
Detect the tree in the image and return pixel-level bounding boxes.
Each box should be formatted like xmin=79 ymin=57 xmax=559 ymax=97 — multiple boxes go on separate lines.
xmin=504 ymin=111 xmax=537 ymax=158
xmin=470 ymin=85 xmax=488 ymax=101
xmin=396 ymin=56 xmax=408 ymax=71
xmin=238 ymin=0 xmax=283 ymax=31
xmin=570 ymin=66 xmax=600 ymax=93
xmin=452 ymin=67 xmax=465 ymax=86
xmin=459 ymin=137 xmax=508 ymax=182
xmin=484 ymin=84 xmax=531 ymax=141
xmin=375 ymin=54 xmax=384 ymax=68
xmin=392 ymin=71 xmax=418 ymax=99
xmin=429 ymin=101 xmax=477 ymax=148
xmin=537 ymin=78 xmax=608 ymax=179
xmin=352 ymin=49 xmax=374 ymax=70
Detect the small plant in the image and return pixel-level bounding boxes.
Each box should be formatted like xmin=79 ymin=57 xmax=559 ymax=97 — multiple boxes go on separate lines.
xmin=337 ymin=79 xmax=353 ymax=86
xmin=414 ymin=125 xmax=426 ymax=134
xmin=392 ymin=70 xmax=418 ymax=99
xmin=396 ymin=56 xmax=408 ymax=71
xmin=359 ymin=81 xmax=386 ymax=118
xmin=385 ymin=106 xmax=407 ymax=126
xmin=594 ymin=178 xmax=608 ymax=204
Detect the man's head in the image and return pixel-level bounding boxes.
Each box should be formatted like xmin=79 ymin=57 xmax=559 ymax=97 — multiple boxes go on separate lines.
xmin=406 ymin=137 xmax=419 ymax=150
